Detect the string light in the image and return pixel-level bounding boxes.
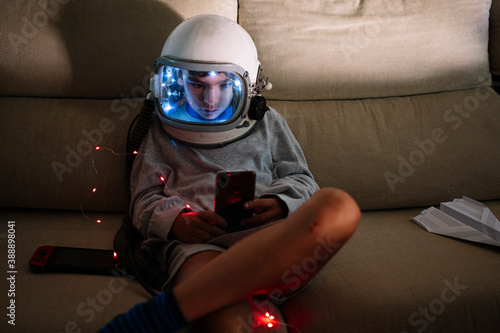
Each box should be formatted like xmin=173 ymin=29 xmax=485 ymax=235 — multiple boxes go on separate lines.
xmin=83 ymin=145 xmax=167 ymax=225
xmin=249 ymin=295 xmax=301 ymax=332
xmin=89 ymin=146 xmax=301 ymax=331
xmin=255 ymin=311 xmax=278 ymax=329
xmin=80 ymin=186 xmax=103 ymax=224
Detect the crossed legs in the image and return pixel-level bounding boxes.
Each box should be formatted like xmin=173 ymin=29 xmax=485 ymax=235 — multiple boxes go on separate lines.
xmin=172 ymin=188 xmax=361 ymax=331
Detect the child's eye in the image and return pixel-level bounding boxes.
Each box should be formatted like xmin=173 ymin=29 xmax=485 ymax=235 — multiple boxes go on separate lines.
xmin=189 ymin=83 xmax=204 ymax=89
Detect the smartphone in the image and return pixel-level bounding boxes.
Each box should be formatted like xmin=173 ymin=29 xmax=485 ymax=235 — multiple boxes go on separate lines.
xmin=215 ymin=170 xmax=256 ymax=233
xmin=29 ymin=246 xmax=119 ymax=275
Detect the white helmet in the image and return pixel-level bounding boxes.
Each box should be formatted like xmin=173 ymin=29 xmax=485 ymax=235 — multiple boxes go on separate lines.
xmin=149 ymin=14 xmax=271 ymax=147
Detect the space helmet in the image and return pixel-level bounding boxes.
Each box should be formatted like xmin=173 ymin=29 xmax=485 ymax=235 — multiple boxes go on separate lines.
xmin=149 ymin=14 xmax=272 ymax=147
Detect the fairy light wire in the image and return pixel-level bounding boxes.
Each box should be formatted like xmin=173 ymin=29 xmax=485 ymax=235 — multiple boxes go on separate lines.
xmin=80 ymin=146 xmax=168 ymax=224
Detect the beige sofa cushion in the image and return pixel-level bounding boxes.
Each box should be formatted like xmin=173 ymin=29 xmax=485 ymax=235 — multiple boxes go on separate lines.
xmin=2 ymin=87 xmax=499 ymax=212
xmin=272 ymin=88 xmax=500 ymax=210
xmin=0 ymin=97 xmax=133 ymax=212
xmin=239 ymin=0 xmax=492 ymax=100
xmin=0 ymin=0 xmax=237 ymax=99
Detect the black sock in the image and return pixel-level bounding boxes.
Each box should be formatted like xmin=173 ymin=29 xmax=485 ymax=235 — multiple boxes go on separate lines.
xmin=98 ymin=289 xmax=187 ymax=333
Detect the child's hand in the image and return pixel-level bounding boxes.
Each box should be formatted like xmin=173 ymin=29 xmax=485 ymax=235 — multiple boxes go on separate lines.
xmin=240 ymin=197 xmax=286 ymax=229
xmin=172 ymin=211 xmax=227 ymax=243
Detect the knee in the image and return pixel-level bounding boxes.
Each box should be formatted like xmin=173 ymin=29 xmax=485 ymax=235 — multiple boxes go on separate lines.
xmin=309 ymin=187 xmax=361 ymax=242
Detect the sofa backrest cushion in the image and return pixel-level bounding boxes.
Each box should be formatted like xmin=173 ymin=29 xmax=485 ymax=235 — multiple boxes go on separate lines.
xmin=239 ymin=0 xmax=492 ymax=100
xmin=0 ymin=0 xmax=237 ymax=99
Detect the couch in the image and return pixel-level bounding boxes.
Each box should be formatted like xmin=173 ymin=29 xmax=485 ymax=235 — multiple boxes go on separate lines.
xmin=1 ymin=0 xmax=499 ymax=332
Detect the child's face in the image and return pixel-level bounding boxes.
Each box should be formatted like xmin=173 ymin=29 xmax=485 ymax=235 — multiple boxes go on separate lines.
xmin=179 ymin=71 xmax=234 ymax=120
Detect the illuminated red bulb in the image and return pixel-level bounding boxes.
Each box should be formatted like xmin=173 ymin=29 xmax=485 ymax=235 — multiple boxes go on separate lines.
xmin=96 ymin=219 xmax=102 ymax=224
xmin=160 ymin=176 xmax=166 ymax=182
xmin=186 ymin=204 xmax=191 ymax=209
xmin=256 ymin=311 xmax=278 ymax=329
xmin=92 ymin=188 xmax=97 ymax=193
xmin=133 ymin=150 xmax=138 ymax=154
xmin=95 ymin=146 xmax=101 ymax=151
xmin=113 ymin=252 xmax=117 ymax=259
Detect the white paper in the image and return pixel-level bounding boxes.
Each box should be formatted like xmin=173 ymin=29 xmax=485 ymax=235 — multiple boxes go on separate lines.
xmin=411 ymin=196 xmax=500 ymax=247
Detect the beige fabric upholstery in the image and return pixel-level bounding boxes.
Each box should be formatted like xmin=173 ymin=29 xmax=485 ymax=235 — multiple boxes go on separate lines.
xmin=283 ymin=202 xmax=500 ymax=332
xmin=0 ymin=1 xmax=499 ymax=332
xmin=0 ymin=0 xmax=237 ymax=98
xmin=272 ymin=88 xmax=500 ymax=210
xmin=239 ymin=0 xmax=492 ymax=100
xmin=2 ymin=87 xmax=499 ymax=212
xmin=3 ymin=204 xmax=500 ymax=332
xmin=0 ymin=97 xmax=135 ymax=212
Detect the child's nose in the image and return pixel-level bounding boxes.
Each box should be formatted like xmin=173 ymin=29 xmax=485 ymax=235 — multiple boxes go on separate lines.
xmin=205 ymin=86 xmax=220 ymax=106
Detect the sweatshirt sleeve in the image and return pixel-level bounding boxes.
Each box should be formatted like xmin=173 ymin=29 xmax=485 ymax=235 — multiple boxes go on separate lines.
xmin=261 ymin=109 xmax=320 ymax=215
xmin=129 ymin=128 xmax=192 ymax=241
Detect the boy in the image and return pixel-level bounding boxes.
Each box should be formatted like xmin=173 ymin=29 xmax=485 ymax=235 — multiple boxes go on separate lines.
xmin=101 ymin=15 xmax=360 ymax=332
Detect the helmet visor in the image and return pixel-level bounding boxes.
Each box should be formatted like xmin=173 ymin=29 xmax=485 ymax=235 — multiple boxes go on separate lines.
xmin=153 ymin=62 xmax=246 ymax=126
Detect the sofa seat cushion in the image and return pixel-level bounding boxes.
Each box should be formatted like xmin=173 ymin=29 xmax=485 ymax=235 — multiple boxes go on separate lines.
xmin=0 ymin=209 xmax=148 ymax=333
xmin=2 ymin=201 xmax=499 ymax=332
xmin=283 ymin=200 xmax=500 ymax=333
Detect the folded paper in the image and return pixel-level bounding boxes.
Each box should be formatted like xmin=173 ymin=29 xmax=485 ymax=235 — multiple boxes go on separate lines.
xmin=412 ymin=196 xmax=500 ymax=247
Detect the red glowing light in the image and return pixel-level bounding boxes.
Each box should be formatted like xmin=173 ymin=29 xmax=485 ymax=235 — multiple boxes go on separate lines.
xmin=92 ymin=188 xmax=97 ymax=193
xmin=113 ymin=251 xmax=117 ymax=259
xmin=95 ymin=146 xmax=101 ymax=150
xmin=96 ymin=219 xmax=102 ymax=224
xmin=160 ymin=176 xmax=165 ymax=182
xmin=255 ymin=311 xmax=278 ymax=329
xmin=186 ymin=204 xmax=191 ymax=209
xmin=133 ymin=150 xmax=138 ymax=154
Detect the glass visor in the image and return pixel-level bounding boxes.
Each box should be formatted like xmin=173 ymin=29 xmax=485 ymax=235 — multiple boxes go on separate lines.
xmin=151 ymin=59 xmax=248 ymax=128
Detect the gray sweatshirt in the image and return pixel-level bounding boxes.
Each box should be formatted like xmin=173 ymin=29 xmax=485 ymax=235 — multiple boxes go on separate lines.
xmin=130 ymin=107 xmax=319 ymax=241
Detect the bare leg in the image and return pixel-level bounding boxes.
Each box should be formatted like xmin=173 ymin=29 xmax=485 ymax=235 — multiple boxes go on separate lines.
xmin=188 ymin=298 xmax=286 ymax=333
xmin=174 ymin=187 xmax=361 ymax=323
xmin=174 ymin=252 xmax=287 ymax=332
